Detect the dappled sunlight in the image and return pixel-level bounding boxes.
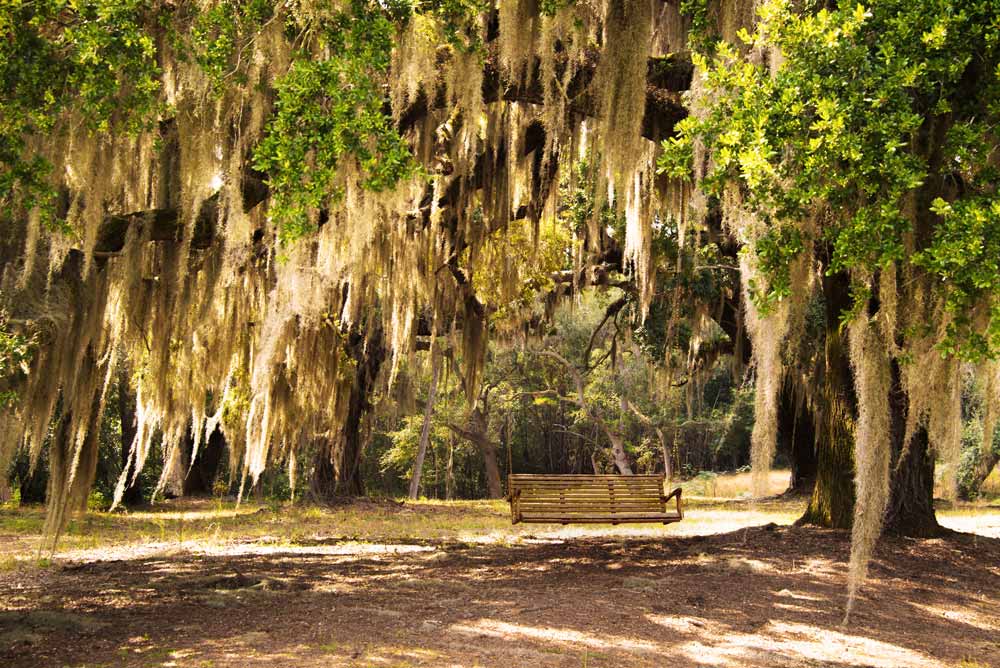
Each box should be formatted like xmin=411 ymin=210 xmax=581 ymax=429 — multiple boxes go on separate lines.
xmin=654 ymin=621 xmax=946 ymax=668
xmin=2 ymin=499 xmax=998 ymax=667
xmin=774 ymin=589 xmax=827 ymax=602
xmin=938 ymin=508 xmax=1000 ymax=538
xmin=448 ymin=616 xmax=947 ymax=668
xmin=753 ymin=621 xmax=940 ymax=668
xmin=793 ymin=557 xmax=842 ymax=578
xmin=449 ymin=619 xmax=663 ymax=654
xmin=645 ymin=614 xmax=730 ymax=635
xmin=910 ymin=601 xmax=1000 ymax=633
xmin=770 ymin=589 xmax=829 ymax=614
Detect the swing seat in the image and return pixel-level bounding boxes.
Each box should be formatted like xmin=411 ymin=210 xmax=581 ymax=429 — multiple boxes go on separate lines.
xmin=507 ymin=474 xmax=683 ymax=525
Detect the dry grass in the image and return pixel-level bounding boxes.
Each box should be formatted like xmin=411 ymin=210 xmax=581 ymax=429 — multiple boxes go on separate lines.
xmin=0 ymin=495 xmax=807 ymax=570
xmin=0 ymin=469 xmax=798 ymax=563
xmin=1 ymin=467 xmax=996 ymax=569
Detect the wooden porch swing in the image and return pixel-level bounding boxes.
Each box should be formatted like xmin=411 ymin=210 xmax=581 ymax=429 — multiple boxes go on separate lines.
xmin=506 ymin=468 xmax=683 ymax=526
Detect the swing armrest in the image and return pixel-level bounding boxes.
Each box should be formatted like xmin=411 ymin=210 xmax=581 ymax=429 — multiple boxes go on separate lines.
xmin=507 ymin=486 xmax=522 ymax=524
xmin=661 ymin=487 xmax=683 ymax=519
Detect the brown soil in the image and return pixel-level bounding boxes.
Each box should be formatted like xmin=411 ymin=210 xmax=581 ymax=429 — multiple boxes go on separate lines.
xmin=1 ymin=519 xmax=998 ymax=667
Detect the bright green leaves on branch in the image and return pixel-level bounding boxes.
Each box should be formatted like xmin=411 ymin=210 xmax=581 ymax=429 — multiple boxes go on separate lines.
xmin=659 ymin=0 xmax=1000 ymax=356
xmin=679 ymin=0 xmax=713 ymax=52
xmin=0 ymin=0 xmax=497 ymax=243
xmin=917 ymin=197 xmax=1000 ymax=361
xmin=62 ymin=0 xmax=161 ymax=134
xmin=0 ymin=0 xmax=161 ymax=227
xmin=745 ymin=224 xmax=805 ymax=312
xmin=252 ymin=1 xmax=418 ymax=242
xmin=188 ymin=0 xmax=274 ymax=89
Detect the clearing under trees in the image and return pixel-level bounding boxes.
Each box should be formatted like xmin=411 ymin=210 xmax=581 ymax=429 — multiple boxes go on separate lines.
xmin=0 ymin=1 xmax=998 ymax=660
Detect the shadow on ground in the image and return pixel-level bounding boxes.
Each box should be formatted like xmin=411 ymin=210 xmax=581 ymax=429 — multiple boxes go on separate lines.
xmin=1 ymin=523 xmax=998 ymax=667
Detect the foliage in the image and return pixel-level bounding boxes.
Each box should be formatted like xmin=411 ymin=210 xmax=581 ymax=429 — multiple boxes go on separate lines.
xmin=0 ymin=0 xmax=161 ymax=228
xmin=678 ymin=0 xmax=713 ymax=52
xmin=0 ymin=0 xmax=491 ymax=241
xmin=0 ymin=310 xmax=35 ymax=408
xmin=187 ymin=0 xmax=275 ymax=89
xmin=251 ymin=1 xmax=418 ymax=241
xmin=660 ymin=0 xmax=1000 ymax=356
xmin=469 ymin=216 xmax=573 ymax=322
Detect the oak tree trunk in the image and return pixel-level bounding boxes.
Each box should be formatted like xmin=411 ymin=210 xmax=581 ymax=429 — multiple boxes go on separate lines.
xmin=482 ymin=437 xmax=504 ymax=499
xmin=800 ymin=272 xmax=856 ymax=528
xmin=800 ymin=272 xmax=938 ymax=536
xmin=311 ymin=329 xmax=384 ymax=501
xmin=469 ymin=407 xmax=504 ymax=499
xmin=117 ymin=368 xmax=143 ymax=506
xmin=884 ymin=360 xmax=940 ymax=536
xmin=607 ymin=432 xmax=634 ymax=475
xmin=182 ymin=426 xmax=226 ymax=496
xmin=447 ymin=404 xmax=504 ymax=499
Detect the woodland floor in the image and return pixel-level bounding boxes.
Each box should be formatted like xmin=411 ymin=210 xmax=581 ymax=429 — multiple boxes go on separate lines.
xmin=0 ymin=487 xmax=998 ymax=668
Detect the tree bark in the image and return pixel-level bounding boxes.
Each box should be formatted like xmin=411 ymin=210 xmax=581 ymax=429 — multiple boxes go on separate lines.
xmin=446 ymin=436 xmax=455 ymax=500
xmin=482 ymin=437 xmax=504 ymax=499
xmin=117 ymin=369 xmax=144 ymax=506
xmin=884 ymin=360 xmax=940 ymax=536
xmin=182 ymin=426 xmax=226 ymax=497
xmin=960 ymin=440 xmax=999 ymax=500
xmin=799 ymin=272 xmax=939 ymax=535
xmin=885 ymin=430 xmax=939 ymax=535
xmin=799 ymin=272 xmax=856 ymax=528
xmin=311 ymin=329 xmax=384 ymax=501
xmin=409 ymin=347 xmax=441 ymax=499
xmin=606 ymin=432 xmax=634 ymax=475
xmin=447 ymin=406 xmax=504 ymax=499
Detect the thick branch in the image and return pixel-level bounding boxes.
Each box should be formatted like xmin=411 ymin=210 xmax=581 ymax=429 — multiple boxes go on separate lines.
xmin=401 ymin=46 xmax=691 ymax=143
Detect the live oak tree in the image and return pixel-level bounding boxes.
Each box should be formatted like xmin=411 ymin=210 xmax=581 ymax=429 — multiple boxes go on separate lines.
xmin=660 ymin=0 xmax=1000 ymax=611
xmin=0 ymin=0 xmax=688 ymax=528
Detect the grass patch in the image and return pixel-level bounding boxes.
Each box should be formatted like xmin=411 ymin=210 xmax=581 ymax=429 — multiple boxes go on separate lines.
xmin=1 ymin=469 xmax=997 ymax=565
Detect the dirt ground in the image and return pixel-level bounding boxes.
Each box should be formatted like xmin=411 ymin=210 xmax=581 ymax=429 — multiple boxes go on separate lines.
xmin=1 ymin=498 xmax=998 ymax=668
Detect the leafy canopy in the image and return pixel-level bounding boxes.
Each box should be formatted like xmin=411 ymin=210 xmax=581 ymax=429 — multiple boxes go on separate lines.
xmin=0 ymin=0 xmax=493 ymax=241
xmin=0 ymin=0 xmax=161 ymax=228
xmin=660 ymin=0 xmax=1000 ymax=359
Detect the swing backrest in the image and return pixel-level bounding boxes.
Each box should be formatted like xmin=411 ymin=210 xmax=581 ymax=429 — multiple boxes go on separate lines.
xmin=507 ymin=474 xmax=683 ymax=525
